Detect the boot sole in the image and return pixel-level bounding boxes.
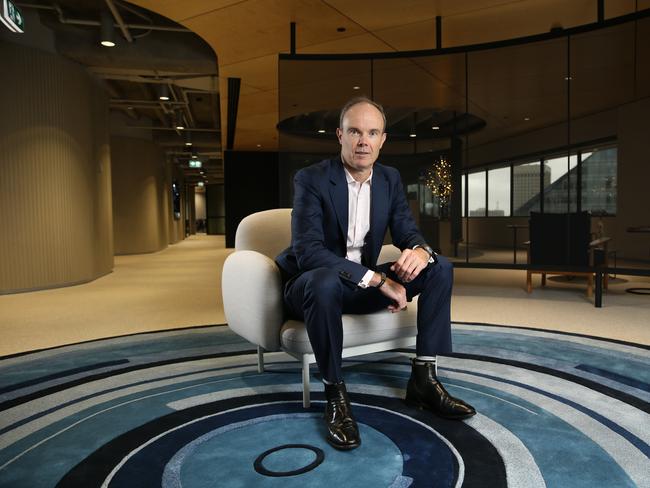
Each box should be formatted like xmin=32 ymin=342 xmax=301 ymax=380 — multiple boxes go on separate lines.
xmin=326 ymin=436 xmax=361 ymax=450
xmin=404 ymin=397 xmax=476 ymax=420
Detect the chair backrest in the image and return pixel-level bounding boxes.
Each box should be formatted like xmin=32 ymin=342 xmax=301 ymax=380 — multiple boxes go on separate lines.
xmin=235 ymin=208 xmax=292 ymax=259
xmin=529 ymin=212 xmax=590 ymax=266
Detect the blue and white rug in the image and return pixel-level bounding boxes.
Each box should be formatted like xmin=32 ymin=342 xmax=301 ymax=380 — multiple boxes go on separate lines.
xmin=0 ymin=323 xmax=648 ymax=487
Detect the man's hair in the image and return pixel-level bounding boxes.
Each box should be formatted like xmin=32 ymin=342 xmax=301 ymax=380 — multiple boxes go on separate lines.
xmin=339 ymin=97 xmax=387 ymax=133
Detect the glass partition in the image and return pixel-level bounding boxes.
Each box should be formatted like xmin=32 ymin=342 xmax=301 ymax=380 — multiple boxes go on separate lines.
xmin=278 ymin=13 xmax=649 ymax=274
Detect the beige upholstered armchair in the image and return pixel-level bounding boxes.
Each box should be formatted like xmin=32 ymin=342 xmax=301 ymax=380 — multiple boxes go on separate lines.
xmin=222 ymin=208 xmax=419 ymax=408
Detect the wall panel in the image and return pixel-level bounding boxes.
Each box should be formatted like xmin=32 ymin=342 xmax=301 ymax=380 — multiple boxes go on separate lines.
xmin=0 ymin=42 xmax=113 ymax=293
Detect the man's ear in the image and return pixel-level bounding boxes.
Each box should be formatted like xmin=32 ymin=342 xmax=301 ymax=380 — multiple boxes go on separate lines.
xmin=379 ymin=132 xmax=387 ymax=149
xmin=336 ymin=128 xmax=343 ymax=144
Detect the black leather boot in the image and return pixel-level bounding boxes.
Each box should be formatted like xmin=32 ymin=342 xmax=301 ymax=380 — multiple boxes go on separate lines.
xmin=324 ymin=382 xmax=360 ymax=450
xmin=405 ymin=359 xmax=476 ymax=420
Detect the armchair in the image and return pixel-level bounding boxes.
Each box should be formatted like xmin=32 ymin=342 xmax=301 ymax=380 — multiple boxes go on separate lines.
xmin=526 ymin=212 xmax=610 ymax=296
xmin=222 ymin=208 xmax=418 ymax=408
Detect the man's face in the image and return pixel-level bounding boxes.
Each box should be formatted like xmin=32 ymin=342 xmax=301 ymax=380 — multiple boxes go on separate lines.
xmin=336 ymin=102 xmax=386 ymax=175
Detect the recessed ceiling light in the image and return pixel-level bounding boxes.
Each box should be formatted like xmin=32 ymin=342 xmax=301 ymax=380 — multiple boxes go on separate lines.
xmin=185 ymin=142 xmax=192 ymax=146
xmin=318 ymin=129 xmax=326 ymax=133
xmin=432 ymin=126 xmax=440 ymax=130
xmin=176 ymin=125 xmax=185 ymax=130
xmin=524 ymin=117 xmax=530 ymax=121
xmin=192 ymin=154 xmax=198 ymax=159
xmin=256 ymin=144 xmax=262 ymax=148
xmin=353 ymin=86 xmax=360 ymax=90
xmin=564 ymin=76 xmax=572 ymax=81
xmin=101 ymin=40 xmax=115 ymax=47
xmin=409 ymin=133 xmax=417 ymax=138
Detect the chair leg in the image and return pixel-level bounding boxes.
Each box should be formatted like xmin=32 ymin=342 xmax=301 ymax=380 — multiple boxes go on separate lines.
xmin=257 ymin=346 xmax=265 ymax=374
xmin=541 ymin=273 xmax=546 ymax=287
xmin=302 ymin=354 xmax=311 ymax=408
xmin=527 ymin=271 xmax=532 ymax=293
xmin=587 ymin=274 xmax=593 ymax=298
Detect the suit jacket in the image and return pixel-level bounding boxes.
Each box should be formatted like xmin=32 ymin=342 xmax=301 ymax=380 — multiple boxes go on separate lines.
xmin=275 ymin=157 xmax=427 ymax=288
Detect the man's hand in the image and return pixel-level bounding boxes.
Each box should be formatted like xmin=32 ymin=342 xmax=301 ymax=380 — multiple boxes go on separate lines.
xmin=390 ymin=248 xmax=429 ymax=283
xmin=375 ymin=275 xmax=407 ymax=312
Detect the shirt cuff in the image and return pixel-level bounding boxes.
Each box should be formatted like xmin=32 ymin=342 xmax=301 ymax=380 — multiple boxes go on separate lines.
xmin=358 ymin=269 xmax=376 ymax=288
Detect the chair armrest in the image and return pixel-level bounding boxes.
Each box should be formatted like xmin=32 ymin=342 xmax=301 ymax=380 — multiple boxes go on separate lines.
xmin=589 ymin=237 xmax=611 ymax=247
xmin=222 ymin=250 xmax=284 ymax=352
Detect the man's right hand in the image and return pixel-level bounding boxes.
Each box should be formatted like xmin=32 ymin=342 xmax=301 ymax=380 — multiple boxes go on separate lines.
xmin=372 ymin=274 xmax=407 ymax=312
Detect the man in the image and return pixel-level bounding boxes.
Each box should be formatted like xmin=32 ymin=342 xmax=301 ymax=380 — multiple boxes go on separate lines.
xmin=276 ymin=97 xmax=475 ymax=451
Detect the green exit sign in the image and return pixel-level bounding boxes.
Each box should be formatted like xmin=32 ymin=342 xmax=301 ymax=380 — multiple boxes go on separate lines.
xmin=1 ymin=0 xmax=24 ymax=33
xmin=189 ymin=160 xmax=202 ymax=168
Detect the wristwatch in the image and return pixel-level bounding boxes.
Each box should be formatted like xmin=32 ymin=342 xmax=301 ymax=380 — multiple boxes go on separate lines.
xmin=414 ymin=244 xmax=437 ymax=265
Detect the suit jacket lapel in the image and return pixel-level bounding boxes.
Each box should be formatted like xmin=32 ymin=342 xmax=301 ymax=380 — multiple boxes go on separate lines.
xmin=329 ymin=158 xmax=348 ymax=239
xmin=370 ymin=166 xmax=389 ymax=245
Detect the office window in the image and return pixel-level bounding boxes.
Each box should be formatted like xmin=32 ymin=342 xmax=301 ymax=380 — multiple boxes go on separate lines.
xmin=582 ymin=147 xmax=617 ymax=215
xmin=468 ymin=171 xmax=486 ymax=216
xmin=487 ymin=167 xmax=510 ymax=216
xmin=512 ymin=161 xmax=541 ymax=216
xmin=543 ymin=154 xmax=578 ymax=213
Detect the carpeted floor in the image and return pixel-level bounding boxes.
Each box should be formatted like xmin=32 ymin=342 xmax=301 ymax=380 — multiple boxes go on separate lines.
xmin=0 ymin=323 xmax=648 ymax=487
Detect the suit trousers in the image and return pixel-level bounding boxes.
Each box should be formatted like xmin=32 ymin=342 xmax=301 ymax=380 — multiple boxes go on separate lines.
xmin=282 ymin=256 xmax=454 ymax=383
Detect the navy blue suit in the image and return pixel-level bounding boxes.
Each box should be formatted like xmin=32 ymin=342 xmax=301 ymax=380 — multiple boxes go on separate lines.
xmin=276 ymin=157 xmax=453 ymax=382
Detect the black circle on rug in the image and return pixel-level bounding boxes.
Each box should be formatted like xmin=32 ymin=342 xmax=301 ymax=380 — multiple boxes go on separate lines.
xmin=253 ymin=444 xmax=325 ymax=477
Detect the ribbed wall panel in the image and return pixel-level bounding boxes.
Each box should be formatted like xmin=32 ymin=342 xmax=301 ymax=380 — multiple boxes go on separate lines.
xmin=0 ymin=42 xmax=113 ymax=293
xmin=111 ymin=136 xmax=168 ymax=255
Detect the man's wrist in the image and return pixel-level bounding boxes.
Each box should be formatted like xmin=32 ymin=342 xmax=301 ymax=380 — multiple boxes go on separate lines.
xmin=375 ymin=271 xmax=387 ymax=288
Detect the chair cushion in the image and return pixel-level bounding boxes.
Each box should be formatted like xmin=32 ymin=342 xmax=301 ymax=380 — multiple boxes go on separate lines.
xmin=280 ymin=298 xmax=419 ymax=355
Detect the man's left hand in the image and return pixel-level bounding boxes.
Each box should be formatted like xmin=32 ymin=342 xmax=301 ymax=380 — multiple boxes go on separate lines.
xmin=390 ymin=248 xmax=429 ymax=283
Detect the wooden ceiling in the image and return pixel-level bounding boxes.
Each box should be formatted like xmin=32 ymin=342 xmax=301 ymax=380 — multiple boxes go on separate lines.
xmin=127 ymin=0 xmax=650 ymax=152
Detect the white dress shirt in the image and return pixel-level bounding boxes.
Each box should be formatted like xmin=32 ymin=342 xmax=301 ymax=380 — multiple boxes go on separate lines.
xmin=344 ymin=168 xmax=376 ymax=287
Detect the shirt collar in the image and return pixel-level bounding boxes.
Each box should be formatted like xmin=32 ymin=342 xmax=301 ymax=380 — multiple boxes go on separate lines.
xmin=344 ymin=167 xmax=373 ymax=186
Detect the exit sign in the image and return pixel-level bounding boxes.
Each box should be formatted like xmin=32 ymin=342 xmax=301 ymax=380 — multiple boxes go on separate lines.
xmin=189 ymin=160 xmax=202 ymax=168
xmin=1 ymin=0 xmax=24 ymax=33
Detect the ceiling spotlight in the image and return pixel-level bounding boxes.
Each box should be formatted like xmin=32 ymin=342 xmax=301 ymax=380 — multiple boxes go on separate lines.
xmin=158 ymin=84 xmax=170 ymax=101
xmin=197 ymin=181 xmax=205 ymax=187
xmin=175 ymin=112 xmax=185 ymax=130
xmin=317 ymin=129 xmax=326 ymax=134
xmin=409 ymin=133 xmax=417 ymax=138
xmin=185 ymin=141 xmax=193 ymax=146
xmin=432 ymin=126 xmax=440 ymax=130
xmin=191 ymin=153 xmax=198 ymax=159
xmin=256 ymin=144 xmax=262 ymax=148
xmin=100 ymin=11 xmax=116 ymax=47
xmin=353 ymin=86 xmax=360 ymax=90
xmin=524 ymin=117 xmax=530 ymax=121
xmin=564 ymin=76 xmax=573 ymax=81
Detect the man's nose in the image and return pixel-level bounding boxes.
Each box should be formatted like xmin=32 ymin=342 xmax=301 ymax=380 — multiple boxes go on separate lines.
xmin=357 ymin=135 xmax=368 ymax=145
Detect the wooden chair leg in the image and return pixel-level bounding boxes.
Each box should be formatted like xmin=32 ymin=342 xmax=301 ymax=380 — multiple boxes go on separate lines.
xmin=587 ymin=274 xmax=593 ymax=297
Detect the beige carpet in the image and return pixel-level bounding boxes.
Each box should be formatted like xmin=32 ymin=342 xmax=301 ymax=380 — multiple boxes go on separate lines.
xmin=1 ymin=234 xmax=648 ymax=357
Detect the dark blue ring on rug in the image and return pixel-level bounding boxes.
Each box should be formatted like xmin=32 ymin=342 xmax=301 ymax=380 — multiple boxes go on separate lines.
xmin=253 ymin=444 xmax=324 ymax=477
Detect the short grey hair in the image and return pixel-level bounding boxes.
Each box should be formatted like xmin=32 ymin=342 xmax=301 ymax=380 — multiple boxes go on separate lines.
xmin=339 ymin=97 xmax=387 ymax=132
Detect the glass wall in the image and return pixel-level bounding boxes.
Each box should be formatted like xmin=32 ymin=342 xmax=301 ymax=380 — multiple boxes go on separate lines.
xmin=278 ymin=13 xmax=649 ymax=270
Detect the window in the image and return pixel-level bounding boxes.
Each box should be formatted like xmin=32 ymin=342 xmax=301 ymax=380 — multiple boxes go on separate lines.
xmin=543 ymin=154 xmax=578 ymax=213
xmin=582 ymin=147 xmax=617 ymax=215
xmin=468 ymin=171 xmax=486 ymax=216
xmin=488 ymin=167 xmax=510 ymax=216
xmin=512 ymin=161 xmax=541 ymax=216
xmin=461 ymin=143 xmax=616 ymax=217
